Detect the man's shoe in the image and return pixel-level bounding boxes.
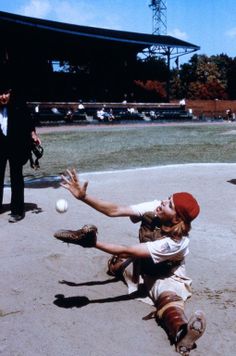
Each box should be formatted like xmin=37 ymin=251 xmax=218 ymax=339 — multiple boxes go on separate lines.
xmin=8 ymin=214 xmax=25 ymax=223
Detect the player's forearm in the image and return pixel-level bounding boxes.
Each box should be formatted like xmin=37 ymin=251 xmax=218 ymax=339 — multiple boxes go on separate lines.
xmin=61 ymin=169 xmax=134 ymax=218
xmin=95 ymin=241 xmax=150 ymax=258
xmin=95 ymin=240 xmax=131 ymax=257
xmin=81 ymin=194 xmax=130 ymax=217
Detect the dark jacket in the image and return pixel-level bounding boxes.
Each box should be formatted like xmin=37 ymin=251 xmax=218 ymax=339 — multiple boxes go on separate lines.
xmin=0 ymin=93 xmax=35 ymax=165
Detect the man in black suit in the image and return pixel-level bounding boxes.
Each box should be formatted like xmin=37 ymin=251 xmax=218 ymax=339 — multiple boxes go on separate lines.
xmin=0 ymin=87 xmax=41 ymax=222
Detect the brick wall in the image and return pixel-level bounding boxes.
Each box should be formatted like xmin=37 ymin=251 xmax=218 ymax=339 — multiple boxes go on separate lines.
xmin=185 ymin=100 xmax=236 ymax=118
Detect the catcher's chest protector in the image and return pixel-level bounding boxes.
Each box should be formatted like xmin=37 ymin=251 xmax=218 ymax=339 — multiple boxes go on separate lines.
xmin=139 ymin=211 xmax=163 ymax=243
xmin=138 ymin=212 xmax=181 ymax=277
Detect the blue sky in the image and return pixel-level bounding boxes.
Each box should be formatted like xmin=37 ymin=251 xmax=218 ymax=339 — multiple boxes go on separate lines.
xmin=1 ymin=0 xmax=236 ymax=63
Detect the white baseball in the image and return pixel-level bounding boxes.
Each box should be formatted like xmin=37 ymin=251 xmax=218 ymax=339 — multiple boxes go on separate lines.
xmin=56 ymin=199 xmax=68 ymax=213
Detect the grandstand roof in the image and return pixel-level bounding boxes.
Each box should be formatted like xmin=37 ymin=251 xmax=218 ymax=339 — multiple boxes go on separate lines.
xmin=0 ymin=10 xmax=200 ymax=60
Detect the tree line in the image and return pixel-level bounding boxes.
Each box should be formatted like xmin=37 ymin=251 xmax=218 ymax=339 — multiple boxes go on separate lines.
xmin=53 ymin=53 xmax=236 ymax=102
xmin=134 ymin=53 xmax=236 ymax=101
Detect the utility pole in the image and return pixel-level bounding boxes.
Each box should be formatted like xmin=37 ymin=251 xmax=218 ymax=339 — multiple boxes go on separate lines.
xmin=149 ymin=0 xmax=167 ymax=35
xmin=149 ymin=1 xmax=170 ymax=102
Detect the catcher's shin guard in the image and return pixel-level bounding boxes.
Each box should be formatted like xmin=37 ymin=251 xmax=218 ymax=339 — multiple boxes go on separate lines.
xmin=156 ymin=291 xmax=187 ymax=341
xmin=156 ymin=291 xmax=206 ymax=355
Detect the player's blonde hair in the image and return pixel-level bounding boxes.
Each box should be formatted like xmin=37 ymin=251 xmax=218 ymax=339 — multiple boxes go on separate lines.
xmin=161 ymin=219 xmax=191 ymax=241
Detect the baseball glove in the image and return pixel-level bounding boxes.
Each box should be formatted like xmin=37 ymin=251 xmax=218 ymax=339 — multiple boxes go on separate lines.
xmin=54 ymin=224 xmax=97 ymax=247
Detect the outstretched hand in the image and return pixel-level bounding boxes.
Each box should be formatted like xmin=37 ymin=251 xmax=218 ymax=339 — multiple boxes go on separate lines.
xmin=60 ymin=168 xmax=88 ymax=200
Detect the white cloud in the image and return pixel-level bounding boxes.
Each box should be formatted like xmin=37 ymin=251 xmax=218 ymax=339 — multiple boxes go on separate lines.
xmin=17 ymin=0 xmax=94 ymax=25
xmin=168 ymin=28 xmax=188 ymax=40
xmin=225 ymin=27 xmax=236 ymax=38
xmin=54 ymin=1 xmax=95 ymax=25
xmin=53 ymin=1 xmax=121 ymax=29
xmin=18 ymin=0 xmax=51 ymax=18
xmin=17 ymin=0 xmax=123 ymax=29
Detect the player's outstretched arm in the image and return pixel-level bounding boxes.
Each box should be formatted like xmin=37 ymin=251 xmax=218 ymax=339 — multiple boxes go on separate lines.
xmin=95 ymin=240 xmax=150 ymax=258
xmin=54 ymin=224 xmax=150 ymax=257
xmin=61 ymin=168 xmax=135 ymax=218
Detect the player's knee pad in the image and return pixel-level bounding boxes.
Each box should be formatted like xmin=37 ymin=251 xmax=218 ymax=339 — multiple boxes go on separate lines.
xmin=156 ymin=291 xmax=184 ymax=318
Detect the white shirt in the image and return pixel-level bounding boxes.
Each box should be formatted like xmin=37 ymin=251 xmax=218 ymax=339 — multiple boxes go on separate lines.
xmin=130 ymin=200 xmax=190 ymax=279
xmin=147 ymin=236 xmax=189 ymax=263
xmin=130 ymin=199 xmax=161 ymax=216
xmin=0 ymin=106 xmax=8 ymax=136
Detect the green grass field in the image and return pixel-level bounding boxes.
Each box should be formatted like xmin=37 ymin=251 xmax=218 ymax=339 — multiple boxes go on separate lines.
xmin=16 ymin=123 xmax=236 ymax=181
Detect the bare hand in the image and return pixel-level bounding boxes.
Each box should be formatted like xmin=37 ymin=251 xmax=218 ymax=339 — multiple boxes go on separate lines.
xmin=60 ymin=168 xmax=88 ymax=200
xmin=31 ymin=131 xmax=41 ymax=145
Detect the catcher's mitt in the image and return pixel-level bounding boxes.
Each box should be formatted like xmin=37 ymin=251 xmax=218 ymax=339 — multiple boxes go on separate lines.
xmin=139 ymin=211 xmax=162 ymax=243
xmin=30 ymin=142 xmax=44 ymax=170
xmin=54 ymin=224 xmax=97 ymax=247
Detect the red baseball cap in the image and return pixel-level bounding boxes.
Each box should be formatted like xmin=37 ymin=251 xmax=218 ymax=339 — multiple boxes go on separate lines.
xmin=173 ymin=192 xmax=200 ymax=223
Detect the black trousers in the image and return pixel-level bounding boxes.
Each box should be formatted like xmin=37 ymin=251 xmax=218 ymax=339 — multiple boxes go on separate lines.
xmin=0 ymin=151 xmax=24 ymax=215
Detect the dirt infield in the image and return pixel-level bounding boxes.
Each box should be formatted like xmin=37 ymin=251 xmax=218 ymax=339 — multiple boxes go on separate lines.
xmin=1 ymin=163 xmax=236 ymax=355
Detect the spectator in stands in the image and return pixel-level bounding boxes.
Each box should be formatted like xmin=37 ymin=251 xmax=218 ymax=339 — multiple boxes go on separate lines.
xmin=65 ymin=109 xmax=73 ymax=121
xmin=97 ymin=107 xmax=106 ymax=121
xmin=127 ymin=107 xmax=135 ymax=114
xmin=76 ymin=101 xmax=86 ymax=119
xmin=78 ymin=101 xmax=85 ymax=112
xmin=226 ymin=108 xmax=233 ymax=122
xmin=179 ymin=98 xmax=186 ymax=110
xmin=97 ymin=106 xmax=114 ymax=122
xmin=35 ymin=104 xmax=39 ymax=115
xmin=122 ymin=93 xmax=128 ymax=104
xmin=34 ymin=104 xmax=40 ymax=123
xmin=51 ymin=107 xmax=61 ymax=115
xmin=107 ymin=108 xmax=115 ymax=122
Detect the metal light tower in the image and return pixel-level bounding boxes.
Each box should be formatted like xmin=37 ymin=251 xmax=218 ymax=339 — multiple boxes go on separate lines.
xmin=149 ymin=0 xmax=167 ymax=35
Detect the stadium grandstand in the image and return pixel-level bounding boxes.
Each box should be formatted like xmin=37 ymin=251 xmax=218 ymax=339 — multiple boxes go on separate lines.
xmin=0 ymin=10 xmax=200 ymax=124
